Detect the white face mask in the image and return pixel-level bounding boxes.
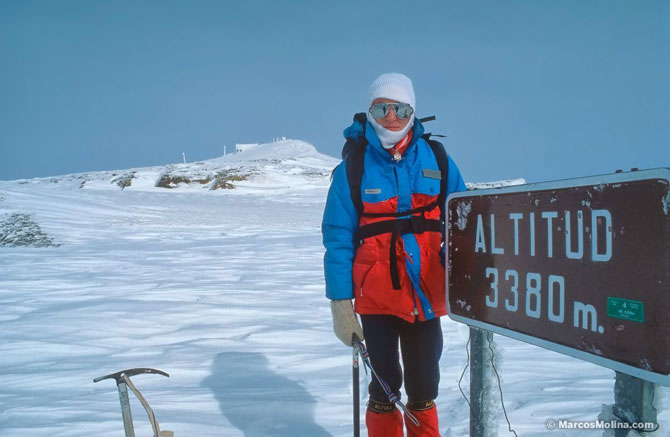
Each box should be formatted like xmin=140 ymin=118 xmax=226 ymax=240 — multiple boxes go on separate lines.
xmin=368 ymin=114 xmax=415 ymax=149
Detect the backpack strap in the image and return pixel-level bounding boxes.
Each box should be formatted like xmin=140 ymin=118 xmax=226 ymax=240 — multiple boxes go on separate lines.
xmin=346 ymin=131 xmax=449 ymax=226
xmin=345 ymin=136 xmax=367 ymax=219
xmin=339 ymin=127 xmax=450 ymax=291
xmin=342 ymin=113 xmax=368 ymax=218
xmin=341 ymin=113 xmax=368 ymax=159
xmin=423 ymin=134 xmax=450 ymax=220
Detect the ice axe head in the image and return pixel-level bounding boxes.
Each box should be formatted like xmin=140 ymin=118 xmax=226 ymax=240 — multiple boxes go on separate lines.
xmin=94 ymin=368 xmax=169 ymax=385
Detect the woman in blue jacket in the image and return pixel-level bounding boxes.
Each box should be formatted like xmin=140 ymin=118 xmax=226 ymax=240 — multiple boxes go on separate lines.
xmin=323 ymin=73 xmax=466 ymax=436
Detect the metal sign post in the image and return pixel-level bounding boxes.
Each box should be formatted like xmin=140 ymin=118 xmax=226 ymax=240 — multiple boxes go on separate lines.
xmin=469 ymin=327 xmax=497 ymax=437
xmin=613 ymin=372 xmax=658 ymax=436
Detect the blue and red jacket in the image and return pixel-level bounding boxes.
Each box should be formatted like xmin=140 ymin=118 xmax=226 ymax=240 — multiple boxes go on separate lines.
xmin=322 ymin=116 xmax=466 ymax=323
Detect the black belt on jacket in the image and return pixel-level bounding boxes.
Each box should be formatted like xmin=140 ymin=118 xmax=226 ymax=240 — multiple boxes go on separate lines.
xmin=354 ymin=216 xmax=442 ymax=290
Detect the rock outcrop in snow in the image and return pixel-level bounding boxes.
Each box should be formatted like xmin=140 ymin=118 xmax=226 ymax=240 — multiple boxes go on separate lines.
xmin=0 ymin=213 xmax=59 ymax=247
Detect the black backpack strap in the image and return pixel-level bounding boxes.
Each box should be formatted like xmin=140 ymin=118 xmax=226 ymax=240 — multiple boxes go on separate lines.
xmin=345 ymin=137 xmax=366 ymax=219
xmin=423 ymin=135 xmax=449 ymax=220
xmin=341 ymin=137 xmax=357 ymax=160
xmin=341 ymin=113 xmax=368 ymax=159
xmin=353 ymin=112 xmax=368 ymax=125
xmin=341 ymin=112 xmax=368 ymax=218
xmin=356 ymin=216 xmax=443 ymax=289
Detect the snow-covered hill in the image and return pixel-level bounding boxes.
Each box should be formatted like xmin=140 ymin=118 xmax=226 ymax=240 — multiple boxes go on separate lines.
xmin=0 ymin=142 xmax=666 ymax=436
xmin=13 ymin=139 xmax=339 ymax=193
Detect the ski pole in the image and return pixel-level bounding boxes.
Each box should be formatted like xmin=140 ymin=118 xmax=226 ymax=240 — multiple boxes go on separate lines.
xmin=353 ymin=341 xmax=360 ymax=437
xmin=355 ymin=340 xmax=419 ymax=427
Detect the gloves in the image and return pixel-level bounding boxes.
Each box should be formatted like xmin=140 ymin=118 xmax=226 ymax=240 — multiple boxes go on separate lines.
xmin=330 ymin=299 xmax=364 ymax=346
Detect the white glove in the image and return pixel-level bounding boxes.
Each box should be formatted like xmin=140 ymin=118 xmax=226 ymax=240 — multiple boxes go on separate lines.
xmin=331 ymin=299 xmax=364 ymax=346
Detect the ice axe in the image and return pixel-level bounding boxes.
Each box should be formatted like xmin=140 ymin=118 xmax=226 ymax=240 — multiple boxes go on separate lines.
xmin=94 ymin=367 xmax=173 ymax=437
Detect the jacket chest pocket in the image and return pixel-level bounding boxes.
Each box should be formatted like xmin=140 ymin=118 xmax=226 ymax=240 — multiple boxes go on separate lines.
xmin=415 ymin=170 xmax=441 ymax=196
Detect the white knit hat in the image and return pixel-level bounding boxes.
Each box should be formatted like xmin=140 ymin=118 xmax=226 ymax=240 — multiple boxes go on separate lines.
xmin=368 ymin=73 xmax=416 ymax=111
xmin=367 ymin=73 xmax=416 ymax=149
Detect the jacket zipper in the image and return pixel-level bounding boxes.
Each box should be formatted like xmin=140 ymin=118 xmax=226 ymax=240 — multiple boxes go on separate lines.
xmin=394 ymin=161 xmax=419 ymax=318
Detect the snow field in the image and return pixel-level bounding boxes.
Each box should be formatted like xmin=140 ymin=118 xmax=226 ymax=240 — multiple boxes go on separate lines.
xmin=1 ymin=142 xmax=667 ymax=436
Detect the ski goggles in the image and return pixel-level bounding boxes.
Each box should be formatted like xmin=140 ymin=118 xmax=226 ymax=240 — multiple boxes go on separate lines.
xmin=369 ymin=102 xmax=414 ymax=120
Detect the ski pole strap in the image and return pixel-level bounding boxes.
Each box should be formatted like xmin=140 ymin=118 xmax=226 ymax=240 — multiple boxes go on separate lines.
xmin=355 ymin=341 xmax=420 ymax=427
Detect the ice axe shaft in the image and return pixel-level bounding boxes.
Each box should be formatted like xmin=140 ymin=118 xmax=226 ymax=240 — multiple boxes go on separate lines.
xmin=117 ymin=381 xmax=135 ymax=437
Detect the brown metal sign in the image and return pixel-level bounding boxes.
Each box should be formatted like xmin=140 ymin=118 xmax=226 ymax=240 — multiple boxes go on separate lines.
xmin=446 ymin=168 xmax=670 ymax=385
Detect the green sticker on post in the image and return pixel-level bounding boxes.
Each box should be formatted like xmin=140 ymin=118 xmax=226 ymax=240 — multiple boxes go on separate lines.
xmin=607 ymin=297 xmax=644 ymax=323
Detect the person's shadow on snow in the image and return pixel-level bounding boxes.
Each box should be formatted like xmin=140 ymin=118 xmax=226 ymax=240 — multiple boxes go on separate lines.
xmin=202 ymin=352 xmax=331 ymax=436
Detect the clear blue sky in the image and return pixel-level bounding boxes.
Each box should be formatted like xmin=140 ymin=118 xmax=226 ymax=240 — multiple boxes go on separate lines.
xmin=1 ymin=0 xmax=668 ymax=183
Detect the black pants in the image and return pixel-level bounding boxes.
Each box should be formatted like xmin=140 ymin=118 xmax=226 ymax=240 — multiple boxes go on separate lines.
xmin=360 ymin=314 xmax=443 ymax=403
